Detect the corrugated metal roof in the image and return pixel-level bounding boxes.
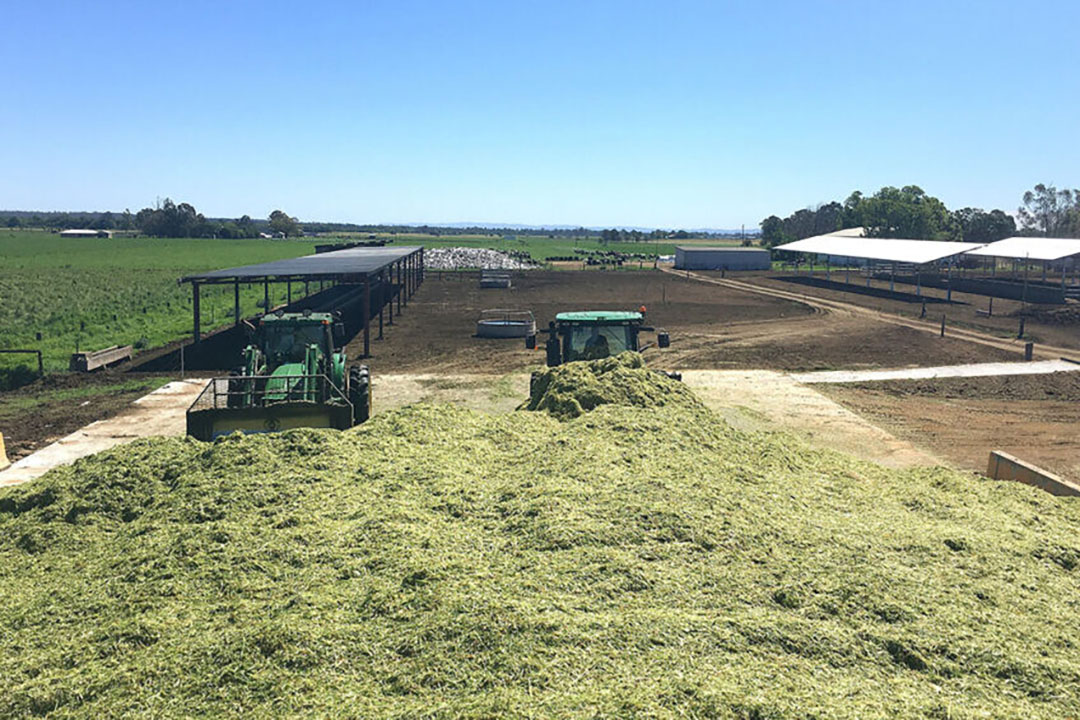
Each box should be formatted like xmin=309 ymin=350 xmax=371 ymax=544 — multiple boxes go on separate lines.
xmin=965 ymin=237 xmax=1080 ymax=261
xmin=180 ymin=246 xmax=422 ymax=283
xmin=775 ymin=234 xmax=984 ymax=264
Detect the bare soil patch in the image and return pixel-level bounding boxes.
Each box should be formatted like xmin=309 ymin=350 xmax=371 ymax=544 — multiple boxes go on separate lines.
xmin=352 ymin=271 xmax=1019 ymax=375
xmin=731 ymin=272 xmax=1080 ymax=351
xmin=0 ymin=372 xmax=171 ymax=461
xmin=822 ymin=372 xmax=1080 ymax=482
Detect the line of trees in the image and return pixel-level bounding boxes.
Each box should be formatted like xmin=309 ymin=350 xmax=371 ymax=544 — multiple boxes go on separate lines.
xmin=2 ymin=202 xmax=303 ymax=239
xmin=3 ymin=210 xmax=136 ymax=231
xmin=132 ymin=199 xmax=301 ymax=239
xmin=761 ymin=183 xmax=1080 ymax=248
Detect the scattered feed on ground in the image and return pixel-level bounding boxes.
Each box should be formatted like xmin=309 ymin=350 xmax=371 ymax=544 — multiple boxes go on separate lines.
xmin=2 ymin=356 xmax=1079 ymax=718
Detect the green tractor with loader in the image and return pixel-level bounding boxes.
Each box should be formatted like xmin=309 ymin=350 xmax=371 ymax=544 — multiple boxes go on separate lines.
xmin=186 ymin=310 xmax=371 ymax=440
xmin=526 ymin=309 xmax=680 ymax=384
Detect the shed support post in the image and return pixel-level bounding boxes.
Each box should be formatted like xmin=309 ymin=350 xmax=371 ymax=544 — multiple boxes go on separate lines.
xmin=946 ymin=261 xmax=953 ymax=302
xmin=263 ymin=280 xmax=269 ymax=313
xmin=388 ymin=267 xmax=394 ymax=325
xmin=192 ymin=282 xmax=201 ymax=343
xmin=378 ymin=270 xmax=385 ymax=339
xmin=826 ymin=256 xmax=830 ymax=282
xmin=363 ymin=275 xmax=371 ymax=358
xmin=890 ymin=263 xmax=895 ymax=293
xmin=916 ymin=268 xmax=921 ymax=297
xmin=287 ymin=280 xmax=292 ymax=306
xmin=234 ymin=281 xmax=240 ymax=325
xmin=1042 ymin=261 xmax=1048 ymax=283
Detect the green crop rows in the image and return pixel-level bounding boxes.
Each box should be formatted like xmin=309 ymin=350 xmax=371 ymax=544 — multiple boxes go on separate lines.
xmin=0 ymin=230 xmax=325 ymax=380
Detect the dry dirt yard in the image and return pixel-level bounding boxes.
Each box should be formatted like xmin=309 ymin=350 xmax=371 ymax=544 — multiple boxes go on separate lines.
xmin=350 ymin=270 xmax=1022 ymax=376
xmin=821 ymin=372 xmax=1080 ymax=483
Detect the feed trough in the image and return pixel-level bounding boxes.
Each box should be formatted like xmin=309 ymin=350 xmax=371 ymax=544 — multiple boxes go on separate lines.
xmin=476 ymin=309 xmax=536 ymax=338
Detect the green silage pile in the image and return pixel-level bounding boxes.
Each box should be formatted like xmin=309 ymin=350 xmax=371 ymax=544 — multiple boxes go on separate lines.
xmin=2 ymin=358 xmax=1080 ymax=718
xmin=522 ymin=352 xmax=699 ymax=418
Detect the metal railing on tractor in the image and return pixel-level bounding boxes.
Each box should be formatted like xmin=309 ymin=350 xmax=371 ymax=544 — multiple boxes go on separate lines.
xmin=188 ymin=373 xmax=353 ymax=412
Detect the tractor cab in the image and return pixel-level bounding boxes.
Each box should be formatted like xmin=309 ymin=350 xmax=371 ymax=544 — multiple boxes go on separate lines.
xmin=527 ymin=309 xmax=670 ymax=367
xmin=257 ymin=311 xmax=341 ymax=366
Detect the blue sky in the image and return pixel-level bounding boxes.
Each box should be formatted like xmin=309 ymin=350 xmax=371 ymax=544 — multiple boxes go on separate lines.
xmin=2 ymin=0 xmax=1077 ymax=229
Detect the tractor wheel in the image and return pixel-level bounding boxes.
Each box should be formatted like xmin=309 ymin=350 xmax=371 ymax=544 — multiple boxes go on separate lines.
xmin=348 ymin=365 xmax=371 ymax=425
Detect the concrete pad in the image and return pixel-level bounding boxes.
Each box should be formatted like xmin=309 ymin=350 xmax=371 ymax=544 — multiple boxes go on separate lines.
xmin=0 ymin=378 xmax=209 ymax=488
xmin=790 ymin=359 xmax=1080 ymax=384
xmin=682 ymin=369 xmax=937 ymax=469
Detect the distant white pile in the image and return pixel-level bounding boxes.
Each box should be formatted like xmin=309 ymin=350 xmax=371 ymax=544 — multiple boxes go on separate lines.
xmin=425 ymin=247 xmax=537 ymax=270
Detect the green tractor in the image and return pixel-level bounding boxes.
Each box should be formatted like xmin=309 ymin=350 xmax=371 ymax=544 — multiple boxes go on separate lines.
xmin=186 ymin=310 xmax=371 ymax=440
xmin=525 ymin=309 xmax=679 ymax=381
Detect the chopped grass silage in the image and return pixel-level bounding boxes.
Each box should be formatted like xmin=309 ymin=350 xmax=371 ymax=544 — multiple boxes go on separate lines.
xmin=2 ymin=358 xmax=1080 ymax=717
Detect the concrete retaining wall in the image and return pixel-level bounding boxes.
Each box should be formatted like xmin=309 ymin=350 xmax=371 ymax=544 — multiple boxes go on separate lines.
xmin=987 ymin=450 xmax=1080 ymax=497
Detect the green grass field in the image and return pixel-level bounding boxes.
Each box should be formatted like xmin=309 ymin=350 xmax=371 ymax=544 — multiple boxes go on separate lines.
xmin=0 ymin=230 xmax=325 ymax=382
xmin=0 ymin=229 xmax=744 ymax=383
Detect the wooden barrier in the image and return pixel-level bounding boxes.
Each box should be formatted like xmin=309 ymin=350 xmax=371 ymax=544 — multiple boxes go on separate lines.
xmin=0 ymin=432 xmax=9 ymax=471
xmin=69 ymin=345 xmax=132 ymax=372
xmin=987 ymin=451 xmax=1080 ymax=497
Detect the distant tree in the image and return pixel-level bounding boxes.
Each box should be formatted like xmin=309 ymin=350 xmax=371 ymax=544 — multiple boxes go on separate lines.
xmin=760 ymin=215 xmax=784 ymax=247
xmin=856 ymin=185 xmax=959 ymax=240
xmin=812 ymin=202 xmax=843 ymax=236
xmin=134 ymin=198 xmax=210 ymax=237
xmin=782 ymin=208 xmax=816 ymax=240
xmin=6 ymin=216 xmax=20 ymax=228
xmin=953 ymin=207 xmax=1016 ymax=244
xmin=268 ymin=210 xmax=301 ymax=237
xmin=93 ymin=211 xmax=115 ymax=230
xmin=119 ymin=209 xmax=133 ymax=231
xmin=1018 ymin=183 xmax=1079 ymax=236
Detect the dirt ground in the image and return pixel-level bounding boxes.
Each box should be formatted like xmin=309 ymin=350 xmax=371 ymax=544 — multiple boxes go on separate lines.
xmin=727 ymin=271 xmax=1080 ymax=351
xmin=0 ymin=372 xmax=171 ymax=461
xmin=349 ymin=270 xmax=1022 ymax=375
xmin=822 ymin=372 xmax=1080 ymax=483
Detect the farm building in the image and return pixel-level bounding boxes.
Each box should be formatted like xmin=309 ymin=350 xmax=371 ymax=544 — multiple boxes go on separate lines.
xmin=675 ymin=246 xmax=771 ymax=270
xmin=59 ymin=228 xmax=113 ymax=238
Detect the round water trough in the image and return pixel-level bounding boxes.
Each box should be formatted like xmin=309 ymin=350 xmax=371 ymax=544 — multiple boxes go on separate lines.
xmin=476 ymin=309 xmax=536 ymax=338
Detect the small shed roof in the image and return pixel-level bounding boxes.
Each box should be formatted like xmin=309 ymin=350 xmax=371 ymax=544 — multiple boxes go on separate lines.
xmin=965 ymin=237 xmax=1080 ymax=262
xmin=775 ymin=233 xmax=984 ymax=265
